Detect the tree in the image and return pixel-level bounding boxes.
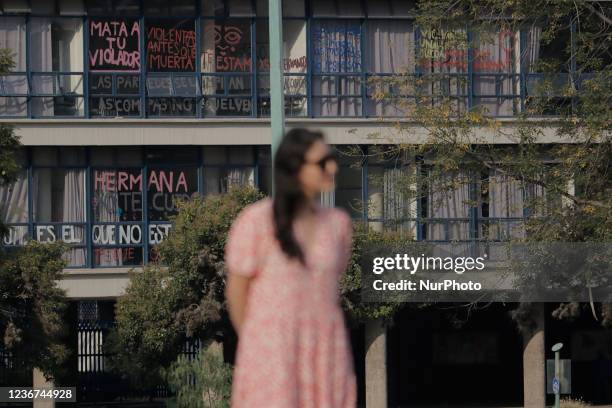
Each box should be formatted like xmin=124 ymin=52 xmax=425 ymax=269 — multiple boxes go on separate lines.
xmin=106 ymin=186 xmax=264 ymax=389
xmin=364 ymin=0 xmax=611 ymax=328
xmin=0 ymin=49 xmax=70 ymax=383
xmin=0 ymin=242 xmax=70 ymax=383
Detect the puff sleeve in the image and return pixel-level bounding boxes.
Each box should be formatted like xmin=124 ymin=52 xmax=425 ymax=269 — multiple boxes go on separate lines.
xmin=225 ymin=204 xmax=260 ymax=278
xmin=336 ymin=209 xmax=354 ymax=272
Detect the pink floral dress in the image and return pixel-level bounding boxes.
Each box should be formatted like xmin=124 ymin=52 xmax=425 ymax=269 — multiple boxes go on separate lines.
xmin=225 ymin=197 xmax=357 ymax=408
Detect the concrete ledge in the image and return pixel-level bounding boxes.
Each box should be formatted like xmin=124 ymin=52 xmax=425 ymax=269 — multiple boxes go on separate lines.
xmin=0 ymin=117 xmax=570 ymax=146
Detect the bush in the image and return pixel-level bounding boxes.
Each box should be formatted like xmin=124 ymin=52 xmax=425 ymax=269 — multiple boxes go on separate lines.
xmin=165 ymin=342 xmax=232 ymax=408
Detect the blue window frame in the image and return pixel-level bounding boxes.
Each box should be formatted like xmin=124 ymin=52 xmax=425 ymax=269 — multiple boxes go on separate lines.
xmin=0 ymin=0 xmax=576 ymax=118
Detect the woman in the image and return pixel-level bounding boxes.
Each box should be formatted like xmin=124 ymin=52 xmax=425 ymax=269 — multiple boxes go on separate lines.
xmin=224 ymin=128 xmax=357 ymax=407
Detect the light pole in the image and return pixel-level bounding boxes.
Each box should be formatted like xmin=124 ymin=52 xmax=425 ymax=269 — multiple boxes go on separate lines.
xmin=268 ymin=0 xmax=285 ymax=196
xmin=552 ymin=342 xmax=563 ymax=408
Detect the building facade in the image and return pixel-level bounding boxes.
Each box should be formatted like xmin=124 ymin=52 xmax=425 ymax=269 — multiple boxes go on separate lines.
xmin=1 ymin=0 xmax=611 ymax=406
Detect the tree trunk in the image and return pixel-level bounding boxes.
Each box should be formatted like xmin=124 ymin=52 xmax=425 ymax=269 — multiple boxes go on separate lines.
xmin=365 ymin=318 xmax=387 ymax=408
xmin=33 ymin=367 xmax=54 ymax=408
xmin=522 ymin=303 xmax=546 ymax=408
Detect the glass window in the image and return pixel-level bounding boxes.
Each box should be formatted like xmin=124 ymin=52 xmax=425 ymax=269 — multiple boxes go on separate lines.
xmin=0 ymin=17 xmax=27 ymax=117
xmin=85 ymin=0 xmax=140 ymax=15
xmin=417 ymin=27 xmax=468 ymax=115
xmin=0 ymin=171 xmax=28 ymax=247
xmin=59 ymin=0 xmax=86 ymax=15
xmin=0 ymin=17 xmax=26 ymax=70
xmin=366 ymin=20 xmax=415 ymax=117
xmin=0 ymin=171 xmax=29 ymax=223
xmin=204 ymin=167 xmax=255 ymax=195
xmin=0 ymin=17 xmax=28 ymax=117
xmin=312 ymin=0 xmax=364 ymax=17
xmin=311 ymin=20 xmax=362 ymax=117
xmin=146 ymin=18 xmax=197 ymax=117
xmin=32 ymin=168 xmax=87 ymax=267
xmin=472 ymin=29 xmax=519 ymax=116
xmin=335 ymin=147 xmax=363 ymax=218
xmin=146 ymin=18 xmax=196 ymax=72
xmin=90 ymin=146 xmax=143 ymax=166
xmin=147 ymin=167 xmax=198 ymax=221
xmin=228 ymin=0 xmax=254 ymax=17
xmin=30 ymin=18 xmax=85 ymax=117
xmin=92 ymin=168 xmax=143 ymax=222
xmin=201 ymin=19 xmax=252 ymax=116
xmin=91 ymin=167 xmax=143 ymax=266
xmin=33 ymin=168 xmax=86 ymax=223
xmin=203 ymin=146 xmax=255 ymax=194
xmin=366 ymin=0 xmax=416 ymax=17
xmin=146 ymin=146 xmax=199 ymax=165
xmin=144 ymin=0 xmax=196 ymax=16
xmin=201 ymin=0 xmax=225 ymax=17
xmin=256 ymin=20 xmax=308 ymax=116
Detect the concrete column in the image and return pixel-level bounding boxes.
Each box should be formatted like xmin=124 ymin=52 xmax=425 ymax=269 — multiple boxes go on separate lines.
xmin=522 ymin=303 xmax=546 ymax=408
xmin=33 ymin=368 xmax=54 ymax=408
xmin=365 ymin=318 xmax=387 ymax=408
xmin=368 ymin=167 xmax=383 ymax=233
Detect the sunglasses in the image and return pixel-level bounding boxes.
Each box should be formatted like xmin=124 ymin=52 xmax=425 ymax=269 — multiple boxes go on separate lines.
xmin=306 ymin=150 xmax=337 ymax=170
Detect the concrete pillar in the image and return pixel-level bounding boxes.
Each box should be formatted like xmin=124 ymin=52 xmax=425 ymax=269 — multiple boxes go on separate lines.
xmin=33 ymin=368 xmax=54 ymax=408
xmin=368 ymin=166 xmax=383 ymax=233
xmin=365 ymin=318 xmax=387 ymax=408
xmin=522 ymin=303 xmax=546 ymax=408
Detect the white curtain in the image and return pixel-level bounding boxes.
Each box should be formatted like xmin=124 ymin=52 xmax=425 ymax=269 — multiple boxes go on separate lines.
xmin=473 ymin=30 xmax=516 ymax=116
xmin=0 ymin=17 xmax=27 ymax=116
xmin=366 ymin=20 xmax=415 ymax=116
xmin=319 ymin=175 xmax=335 ymax=208
xmin=524 ymin=25 xmax=541 ymax=74
xmin=420 ymin=28 xmax=468 ymax=113
xmin=225 ymin=168 xmax=255 ymax=192
xmin=95 ymin=171 xmax=122 ymax=267
xmin=0 ymin=171 xmax=28 ymax=245
xmin=383 ymin=167 xmax=416 ymax=236
xmin=30 ymin=18 xmax=54 ymax=116
xmin=488 ymin=171 xmax=525 ymax=239
xmin=312 ymin=20 xmax=362 ymax=116
xmin=427 ymin=173 xmax=471 ymax=241
xmin=63 ymin=170 xmax=86 ymax=266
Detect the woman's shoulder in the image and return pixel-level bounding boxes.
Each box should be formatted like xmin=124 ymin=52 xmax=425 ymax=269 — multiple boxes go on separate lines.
xmin=321 ymin=206 xmax=352 ymax=229
xmin=236 ymin=197 xmax=273 ymax=222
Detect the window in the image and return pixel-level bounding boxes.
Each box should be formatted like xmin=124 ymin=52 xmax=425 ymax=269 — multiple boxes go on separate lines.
xmin=418 ymin=27 xmax=468 ymax=114
xmin=203 ymin=146 xmax=256 ymax=194
xmin=144 ymin=0 xmax=196 ymax=16
xmin=201 ymin=19 xmax=252 ymax=116
xmin=0 ymin=170 xmax=28 ymax=246
xmin=366 ymin=20 xmax=415 ymax=117
xmin=30 ymin=18 xmax=85 ymax=117
xmin=472 ymin=30 xmax=519 ymax=116
xmin=92 ymin=168 xmax=144 ymax=267
xmin=146 ymin=18 xmax=197 ymax=117
xmin=424 ymin=172 xmax=472 ymax=241
xmin=311 ymin=20 xmax=363 ymax=117
xmin=524 ymin=23 xmax=573 ymax=115
xmin=256 ymin=20 xmax=307 ymax=116
xmin=85 ymin=0 xmax=140 ymax=16
xmin=32 ymin=168 xmax=87 ymax=267
xmin=0 ymin=17 xmax=27 ymax=117
xmin=334 ymin=147 xmax=363 ymax=218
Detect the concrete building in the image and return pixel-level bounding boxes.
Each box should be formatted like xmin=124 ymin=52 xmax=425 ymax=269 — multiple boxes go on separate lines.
xmin=0 ymin=0 xmax=610 ymax=406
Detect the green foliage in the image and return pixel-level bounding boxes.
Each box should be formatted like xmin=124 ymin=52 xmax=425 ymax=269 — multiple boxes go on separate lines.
xmin=165 ymin=343 xmax=232 ymax=408
xmin=368 ymin=0 xmax=611 ymax=327
xmin=107 ymin=186 xmax=263 ymax=388
xmin=340 ymin=222 xmax=407 ymax=324
xmin=0 ymin=241 xmax=70 ymax=381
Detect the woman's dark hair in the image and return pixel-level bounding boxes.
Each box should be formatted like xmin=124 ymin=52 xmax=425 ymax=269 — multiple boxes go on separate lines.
xmin=273 ymin=128 xmax=324 ymax=264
